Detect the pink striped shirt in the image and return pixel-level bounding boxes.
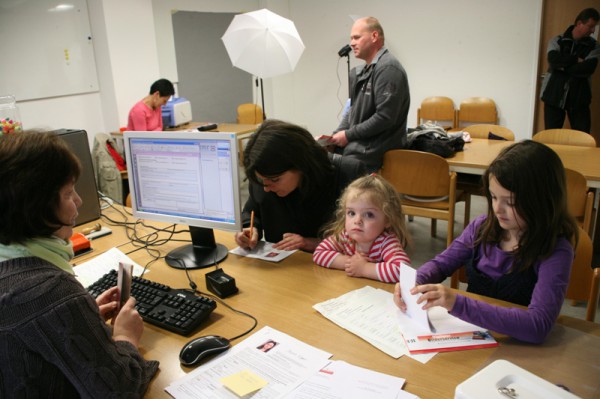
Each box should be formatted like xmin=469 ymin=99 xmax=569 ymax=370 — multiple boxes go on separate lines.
xmin=313 ymin=231 xmax=410 ymax=283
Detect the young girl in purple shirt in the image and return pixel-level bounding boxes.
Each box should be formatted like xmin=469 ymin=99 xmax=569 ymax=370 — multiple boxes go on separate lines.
xmin=394 ymin=140 xmax=578 ymax=344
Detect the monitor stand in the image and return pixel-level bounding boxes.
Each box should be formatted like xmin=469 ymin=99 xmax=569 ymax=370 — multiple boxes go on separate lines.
xmin=165 ymin=226 xmax=228 ymax=269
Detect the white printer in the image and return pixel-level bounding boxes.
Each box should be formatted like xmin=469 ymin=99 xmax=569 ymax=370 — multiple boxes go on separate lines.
xmin=162 ymin=97 xmax=192 ymax=128
xmin=455 ymin=360 xmax=579 ymax=399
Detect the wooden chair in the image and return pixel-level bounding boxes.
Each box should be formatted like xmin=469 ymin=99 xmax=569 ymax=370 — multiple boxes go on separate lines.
xmin=416 ymin=96 xmax=456 ymax=130
xmin=236 ymin=103 xmax=264 ymax=124
xmin=460 ymin=124 xmax=515 ymax=140
xmin=458 ymin=124 xmax=515 ymax=227
xmin=565 ymin=169 xmax=594 ymax=236
xmin=380 ymin=150 xmax=468 ymax=250
xmin=456 ymin=97 xmax=497 ymax=128
xmin=532 ymin=129 xmax=596 ymax=147
xmin=565 ymin=227 xmax=600 ymax=322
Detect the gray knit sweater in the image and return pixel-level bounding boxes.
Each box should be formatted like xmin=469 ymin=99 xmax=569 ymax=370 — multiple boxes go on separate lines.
xmin=0 ymin=257 xmax=159 ymax=398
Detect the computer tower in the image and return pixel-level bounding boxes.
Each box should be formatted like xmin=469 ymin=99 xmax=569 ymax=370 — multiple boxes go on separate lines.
xmin=53 ymin=129 xmax=101 ymax=226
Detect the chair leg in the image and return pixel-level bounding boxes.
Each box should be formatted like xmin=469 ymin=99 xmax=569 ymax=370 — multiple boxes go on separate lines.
xmin=463 ymin=194 xmax=471 ymax=228
xmin=430 ymin=219 xmax=437 ymax=238
xmin=450 ymin=272 xmax=459 ymax=289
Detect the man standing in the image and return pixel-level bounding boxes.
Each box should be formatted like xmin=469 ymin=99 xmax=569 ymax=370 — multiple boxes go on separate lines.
xmin=541 ymin=8 xmax=600 ymax=133
xmin=329 ymin=17 xmax=410 ymax=172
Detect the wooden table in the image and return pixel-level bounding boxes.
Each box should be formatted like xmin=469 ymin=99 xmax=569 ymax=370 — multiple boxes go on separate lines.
xmin=74 ymin=209 xmax=600 ymax=399
xmin=111 ymin=122 xmax=259 ymax=166
xmin=448 ymin=138 xmax=600 ymax=189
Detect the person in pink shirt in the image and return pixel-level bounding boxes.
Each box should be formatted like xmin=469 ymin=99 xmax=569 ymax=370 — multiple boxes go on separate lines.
xmin=126 ymin=79 xmax=175 ymax=131
xmin=313 ymin=174 xmax=411 ymax=283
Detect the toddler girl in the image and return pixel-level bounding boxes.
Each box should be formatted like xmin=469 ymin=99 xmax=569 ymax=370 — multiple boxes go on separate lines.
xmin=313 ymin=174 xmax=411 ymax=282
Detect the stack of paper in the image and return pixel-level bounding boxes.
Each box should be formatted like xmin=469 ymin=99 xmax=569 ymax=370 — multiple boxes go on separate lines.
xmin=165 ymin=326 xmax=416 ymax=399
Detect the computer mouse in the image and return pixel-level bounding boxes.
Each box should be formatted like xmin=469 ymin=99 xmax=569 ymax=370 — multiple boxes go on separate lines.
xmin=179 ymin=335 xmax=231 ymax=366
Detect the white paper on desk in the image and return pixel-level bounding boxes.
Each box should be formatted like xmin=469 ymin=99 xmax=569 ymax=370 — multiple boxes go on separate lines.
xmin=286 ymin=360 xmax=417 ymax=399
xmin=400 ymin=263 xmax=431 ymax=332
xmin=230 ymin=240 xmax=297 ymax=262
xmin=395 ymin=305 xmax=486 ymax=338
xmin=165 ymin=326 xmax=332 ymax=399
xmin=72 ymin=247 xmax=146 ymax=288
xmin=313 ymin=286 xmax=435 ymax=364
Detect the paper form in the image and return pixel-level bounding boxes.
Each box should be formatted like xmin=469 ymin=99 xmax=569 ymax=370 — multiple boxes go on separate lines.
xmin=73 ymin=247 xmax=146 ymax=287
xmin=230 ymin=241 xmax=297 ymax=262
xmin=165 ymin=326 xmax=332 ymax=399
xmin=286 ymin=360 xmax=418 ymax=399
xmin=313 ymin=286 xmax=435 ymax=363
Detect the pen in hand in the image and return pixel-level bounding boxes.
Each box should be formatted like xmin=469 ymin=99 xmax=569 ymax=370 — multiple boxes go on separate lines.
xmin=243 ymin=211 xmax=255 ymax=250
xmin=247 ymin=211 xmax=254 ymax=238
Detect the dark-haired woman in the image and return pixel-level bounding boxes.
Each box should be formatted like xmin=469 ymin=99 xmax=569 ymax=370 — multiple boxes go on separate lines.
xmin=0 ymin=131 xmax=158 ymax=397
xmin=234 ymin=119 xmax=364 ymax=252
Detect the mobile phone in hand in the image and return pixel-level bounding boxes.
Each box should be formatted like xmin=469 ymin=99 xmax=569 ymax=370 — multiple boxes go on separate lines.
xmin=117 ymin=262 xmax=133 ymax=309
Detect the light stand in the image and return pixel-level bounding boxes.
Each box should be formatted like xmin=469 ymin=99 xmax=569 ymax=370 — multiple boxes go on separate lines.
xmin=259 ymin=78 xmax=267 ymax=120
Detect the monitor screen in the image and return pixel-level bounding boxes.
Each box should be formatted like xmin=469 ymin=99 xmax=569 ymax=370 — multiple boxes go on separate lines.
xmin=123 ymin=131 xmax=241 ymax=269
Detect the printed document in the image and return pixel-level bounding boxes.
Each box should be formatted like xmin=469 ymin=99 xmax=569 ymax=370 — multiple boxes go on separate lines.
xmin=287 ymin=360 xmax=418 ymax=399
xmin=73 ymin=247 xmax=146 ymax=287
xmin=230 ymin=241 xmax=297 ymax=262
xmin=165 ymin=326 xmax=332 ymax=399
xmin=313 ymin=286 xmax=435 ymax=363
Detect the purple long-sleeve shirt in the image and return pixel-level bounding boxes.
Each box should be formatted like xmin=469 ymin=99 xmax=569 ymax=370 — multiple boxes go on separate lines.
xmin=417 ymin=215 xmax=573 ymax=344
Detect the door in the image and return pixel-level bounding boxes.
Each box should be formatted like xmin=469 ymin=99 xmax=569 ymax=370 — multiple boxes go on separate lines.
xmin=534 ymin=0 xmax=600 ymax=145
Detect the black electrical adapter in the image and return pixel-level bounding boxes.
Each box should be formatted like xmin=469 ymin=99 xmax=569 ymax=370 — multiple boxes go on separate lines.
xmin=205 ymin=269 xmax=238 ymax=298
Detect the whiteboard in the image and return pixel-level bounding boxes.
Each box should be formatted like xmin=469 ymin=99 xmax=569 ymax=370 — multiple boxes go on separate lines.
xmin=0 ymin=0 xmax=99 ymax=101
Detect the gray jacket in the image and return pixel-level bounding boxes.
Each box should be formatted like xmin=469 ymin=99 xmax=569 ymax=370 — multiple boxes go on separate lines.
xmin=335 ymin=48 xmax=410 ymax=172
xmin=92 ymin=132 xmax=123 ymax=203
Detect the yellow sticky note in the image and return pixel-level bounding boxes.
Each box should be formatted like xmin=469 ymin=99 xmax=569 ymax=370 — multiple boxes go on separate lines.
xmin=220 ymin=369 xmax=268 ymax=397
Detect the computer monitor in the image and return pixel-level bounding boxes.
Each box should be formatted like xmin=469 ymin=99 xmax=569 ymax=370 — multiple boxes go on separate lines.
xmin=53 ymin=129 xmax=102 ymax=226
xmin=123 ymin=131 xmax=242 ymax=270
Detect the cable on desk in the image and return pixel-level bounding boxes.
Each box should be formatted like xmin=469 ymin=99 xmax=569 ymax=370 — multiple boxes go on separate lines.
xmin=195 ymin=288 xmax=258 ymax=343
xmin=172 ymin=256 xmax=258 ymax=342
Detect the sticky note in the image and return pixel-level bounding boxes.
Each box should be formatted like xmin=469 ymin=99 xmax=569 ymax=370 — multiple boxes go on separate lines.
xmin=219 ymin=369 xmax=268 ymax=397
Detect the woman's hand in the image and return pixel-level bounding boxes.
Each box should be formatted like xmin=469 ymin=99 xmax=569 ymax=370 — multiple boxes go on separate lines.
xmin=96 ymin=286 xmax=119 ymax=321
xmin=393 ymin=283 xmax=407 ymax=312
xmin=273 ymin=233 xmax=319 ymax=252
xmin=412 ymin=284 xmax=457 ymax=311
xmin=113 ymin=297 xmax=144 ymax=347
xmin=235 ymin=227 xmax=258 ymax=250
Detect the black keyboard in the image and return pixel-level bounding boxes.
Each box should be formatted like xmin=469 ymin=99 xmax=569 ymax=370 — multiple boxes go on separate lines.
xmin=87 ymin=269 xmax=216 ymax=336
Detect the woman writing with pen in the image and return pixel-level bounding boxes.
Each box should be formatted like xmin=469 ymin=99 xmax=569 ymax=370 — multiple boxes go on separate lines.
xmin=234 ymin=120 xmax=365 ymax=252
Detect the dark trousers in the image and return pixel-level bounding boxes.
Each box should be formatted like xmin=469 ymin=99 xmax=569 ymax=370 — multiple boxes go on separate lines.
xmin=544 ymin=103 xmax=591 ymax=133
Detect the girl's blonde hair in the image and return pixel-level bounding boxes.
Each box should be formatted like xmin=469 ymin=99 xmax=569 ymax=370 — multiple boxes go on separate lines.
xmin=322 ymin=174 xmax=410 ymax=248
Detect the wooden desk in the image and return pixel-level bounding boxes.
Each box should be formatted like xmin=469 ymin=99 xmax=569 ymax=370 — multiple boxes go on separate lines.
xmin=111 ymin=122 xmax=259 ymax=165
xmin=75 ymin=211 xmax=600 ymax=399
xmin=449 ymin=138 xmax=600 ymax=189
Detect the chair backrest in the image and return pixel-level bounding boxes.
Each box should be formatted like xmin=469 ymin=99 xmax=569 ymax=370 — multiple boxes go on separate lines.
xmin=380 ymin=150 xmax=451 ymax=197
xmin=565 ymin=168 xmax=594 ymax=234
xmin=566 ymin=227 xmax=599 ymax=322
xmin=417 ymin=96 xmax=456 ymax=128
xmin=532 ymin=129 xmax=596 ymax=147
xmin=456 ymin=97 xmax=497 ymax=127
xmin=236 ymin=103 xmax=264 ymax=124
xmin=461 ymin=124 xmax=515 ymax=140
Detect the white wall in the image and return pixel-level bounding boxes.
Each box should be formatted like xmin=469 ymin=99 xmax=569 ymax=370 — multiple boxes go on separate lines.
xmin=13 ymin=0 xmax=542 ymax=145
xmin=283 ymin=0 xmax=542 ymax=139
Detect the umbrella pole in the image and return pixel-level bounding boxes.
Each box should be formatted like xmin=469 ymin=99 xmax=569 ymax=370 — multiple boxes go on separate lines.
xmin=260 ymin=78 xmax=267 ymax=120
